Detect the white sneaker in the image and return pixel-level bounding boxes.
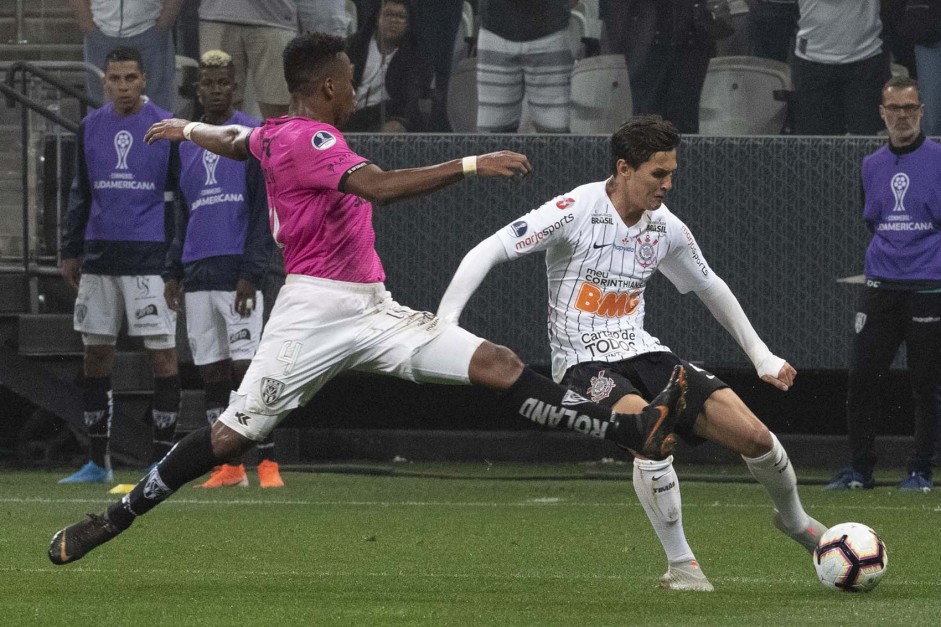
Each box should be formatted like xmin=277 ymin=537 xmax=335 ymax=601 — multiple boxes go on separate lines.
xmin=773 ymin=510 xmax=827 ymax=554
xmin=659 ymin=559 xmax=714 ymax=592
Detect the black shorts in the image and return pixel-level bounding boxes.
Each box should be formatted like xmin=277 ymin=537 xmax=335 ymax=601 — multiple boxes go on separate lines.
xmin=561 ymin=351 xmax=728 ymax=445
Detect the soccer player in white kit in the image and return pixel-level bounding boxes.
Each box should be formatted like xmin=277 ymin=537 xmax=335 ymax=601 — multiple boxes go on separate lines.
xmin=437 ymin=115 xmax=827 ymax=591
xmin=48 ymin=33 xmax=687 ymax=566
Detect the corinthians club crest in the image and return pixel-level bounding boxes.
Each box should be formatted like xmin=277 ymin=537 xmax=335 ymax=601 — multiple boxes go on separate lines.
xmin=114 ymin=130 xmax=133 ymax=169
xmin=635 ymin=232 xmax=660 ymax=268
xmin=202 ymin=150 xmax=220 ymax=185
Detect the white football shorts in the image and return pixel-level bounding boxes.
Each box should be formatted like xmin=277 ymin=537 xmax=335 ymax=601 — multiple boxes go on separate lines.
xmin=184 ymin=289 xmax=263 ymax=365
xmin=218 ymin=275 xmax=485 ymax=441
xmin=74 ymin=274 xmax=177 ymax=347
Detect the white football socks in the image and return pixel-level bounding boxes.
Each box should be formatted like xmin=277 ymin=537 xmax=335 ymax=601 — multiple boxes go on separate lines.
xmin=742 ymin=432 xmax=809 ymax=532
xmin=633 ymin=455 xmax=696 ymax=564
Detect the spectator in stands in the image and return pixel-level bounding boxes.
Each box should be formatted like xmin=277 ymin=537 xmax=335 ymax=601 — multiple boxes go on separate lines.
xmin=745 ymin=0 xmax=798 ymax=63
xmin=68 ymin=0 xmax=181 ymax=112
xmin=344 ymin=0 xmax=433 ymax=132
xmin=476 ymin=0 xmax=575 ymax=133
xmin=198 ymin=0 xmax=298 ymax=119
xmin=58 ymin=46 xmax=181 ymax=484
xmin=414 ymin=0 xmax=467 ymax=131
xmin=884 ymin=0 xmax=941 ymax=135
xmin=792 ymin=0 xmax=889 ymax=135
xmin=297 ymin=0 xmax=354 ymax=37
xmin=826 ymin=77 xmax=941 ymax=491
xmin=601 ymin=0 xmax=714 ymax=134
xmin=164 ymin=50 xmax=284 ymax=489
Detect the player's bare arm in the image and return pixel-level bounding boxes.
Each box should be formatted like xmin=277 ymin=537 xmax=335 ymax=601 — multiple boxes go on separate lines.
xmin=163 ymin=278 xmax=182 ymax=313
xmin=234 ymin=278 xmax=256 ymax=318
xmin=59 ymin=257 xmax=81 ymax=290
xmin=144 ymin=118 xmax=252 ymax=161
xmin=344 ymin=151 xmax=532 ymax=205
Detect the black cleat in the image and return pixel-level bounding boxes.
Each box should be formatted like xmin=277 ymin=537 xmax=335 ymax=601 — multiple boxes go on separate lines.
xmin=615 ymin=365 xmax=687 ymax=460
xmin=49 ymin=512 xmax=123 ymax=565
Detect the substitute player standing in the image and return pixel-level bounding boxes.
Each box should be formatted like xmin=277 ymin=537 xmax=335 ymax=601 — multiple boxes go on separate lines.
xmin=164 ymin=50 xmax=284 ymax=489
xmin=48 ymin=33 xmax=686 ymax=565
xmin=437 ymin=115 xmax=826 ymax=591
xmin=59 ymin=46 xmax=181 ymax=483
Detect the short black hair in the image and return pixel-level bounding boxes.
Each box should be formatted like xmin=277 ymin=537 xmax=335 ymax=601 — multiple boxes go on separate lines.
xmin=610 ymin=115 xmax=680 ymax=174
xmin=283 ymin=32 xmax=347 ymax=95
xmin=104 ymin=46 xmax=144 ymax=73
xmin=882 ymin=76 xmax=920 ymax=101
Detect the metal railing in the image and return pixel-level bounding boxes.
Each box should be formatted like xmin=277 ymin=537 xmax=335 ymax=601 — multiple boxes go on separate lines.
xmin=0 ymin=60 xmax=101 ymax=308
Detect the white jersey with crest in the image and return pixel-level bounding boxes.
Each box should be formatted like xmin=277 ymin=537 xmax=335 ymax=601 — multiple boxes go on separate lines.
xmin=495 ymin=179 xmax=717 ymax=382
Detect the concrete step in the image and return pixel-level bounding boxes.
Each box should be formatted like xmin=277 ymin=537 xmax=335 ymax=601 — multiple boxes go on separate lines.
xmin=0 ymin=273 xmax=28 ymax=312
xmin=0 ymin=3 xmax=72 ymax=18
xmin=0 ymin=43 xmax=84 ymax=63
xmin=0 ymin=16 xmax=83 ymax=46
xmin=17 ymin=312 xmax=80 ymax=355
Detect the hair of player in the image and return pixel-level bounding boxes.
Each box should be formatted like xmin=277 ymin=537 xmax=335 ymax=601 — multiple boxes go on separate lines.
xmin=882 ymin=76 xmax=920 ymax=101
xmin=104 ymin=46 xmax=144 ymax=73
xmin=283 ymin=32 xmax=347 ymax=96
xmin=199 ymin=49 xmax=234 ymax=71
xmin=610 ymin=114 xmax=681 ymax=174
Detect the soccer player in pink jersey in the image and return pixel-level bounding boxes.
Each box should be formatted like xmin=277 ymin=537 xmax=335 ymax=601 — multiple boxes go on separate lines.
xmin=48 ymin=33 xmax=687 ymax=566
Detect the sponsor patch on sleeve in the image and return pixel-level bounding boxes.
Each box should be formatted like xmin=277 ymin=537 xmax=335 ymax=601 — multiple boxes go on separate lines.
xmin=311 ymin=130 xmax=337 ymax=150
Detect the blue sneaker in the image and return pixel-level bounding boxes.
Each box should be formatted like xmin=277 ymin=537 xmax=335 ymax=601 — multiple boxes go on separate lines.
xmin=898 ymin=471 xmax=932 ymax=492
xmin=824 ymin=467 xmax=874 ymax=490
xmin=58 ymin=461 xmax=114 ymax=484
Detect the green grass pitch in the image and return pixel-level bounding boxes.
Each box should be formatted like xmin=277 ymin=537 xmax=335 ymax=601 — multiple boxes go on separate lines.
xmin=1 ymin=464 xmax=939 ymax=626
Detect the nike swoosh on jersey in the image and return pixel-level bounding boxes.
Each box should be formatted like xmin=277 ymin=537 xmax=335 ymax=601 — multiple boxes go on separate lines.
xmin=651 ymin=472 xmax=669 ymax=482
xmin=592 ymin=243 xmax=611 ymax=249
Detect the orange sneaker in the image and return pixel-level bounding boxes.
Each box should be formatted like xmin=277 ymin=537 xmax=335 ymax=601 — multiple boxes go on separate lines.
xmin=196 ymin=464 xmax=248 ymax=488
xmin=257 ymin=459 xmax=284 ymax=488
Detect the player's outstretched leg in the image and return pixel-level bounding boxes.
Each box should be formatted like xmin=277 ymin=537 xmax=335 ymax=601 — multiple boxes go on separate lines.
xmin=49 ymin=424 xmax=243 ymax=565
xmin=631 ymin=365 xmax=687 ymax=459
xmin=49 ymin=513 xmax=123 ymax=565
xmin=633 ymin=456 xmax=713 ymax=592
xmin=742 ymin=432 xmax=826 ymax=554
xmin=496 ymin=364 xmax=686 ymax=461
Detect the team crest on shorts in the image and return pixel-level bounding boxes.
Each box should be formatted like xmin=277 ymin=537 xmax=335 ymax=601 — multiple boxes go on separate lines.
xmin=75 ymin=303 xmax=87 ymax=324
xmin=261 ymin=377 xmax=285 ymax=406
xmin=855 ymin=312 xmax=867 ymax=334
xmin=588 ymin=370 xmax=615 ymax=402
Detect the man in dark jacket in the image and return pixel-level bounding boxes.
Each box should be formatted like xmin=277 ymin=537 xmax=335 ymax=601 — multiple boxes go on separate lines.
xmin=602 ymin=0 xmax=714 ymax=133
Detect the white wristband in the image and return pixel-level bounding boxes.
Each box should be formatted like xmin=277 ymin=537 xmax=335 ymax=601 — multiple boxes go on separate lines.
xmin=182 ymin=121 xmax=202 ymax=141
xmin=462 ymin=155 xmax=478 ymax=178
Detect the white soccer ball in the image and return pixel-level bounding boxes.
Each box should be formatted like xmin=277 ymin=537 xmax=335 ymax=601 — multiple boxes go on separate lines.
xmin=813 ymin=522 xmax=888 ymax=592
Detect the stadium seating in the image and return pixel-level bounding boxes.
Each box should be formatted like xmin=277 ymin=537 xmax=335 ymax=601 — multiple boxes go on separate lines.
xmin=698 ymin=55 xmax=792 ymax=135
xmin=569 ymin=54 xmax=632 ymax=135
